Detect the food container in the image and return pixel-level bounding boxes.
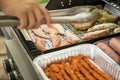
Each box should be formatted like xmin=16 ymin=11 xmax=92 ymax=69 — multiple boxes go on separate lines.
xmin=33 ymin=44 xmax=120 ymax=80
xmin=94 ymin=36 xmax=120 ymax=65
xmin=94 ymin=36 xmax=120 ymax=45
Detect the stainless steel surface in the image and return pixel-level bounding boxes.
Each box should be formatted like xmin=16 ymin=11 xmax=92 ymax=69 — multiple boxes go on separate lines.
xmin=6 ymin=39 xmax=40 ymax=80
xmin=34 ymin=44 xmax=120 ymax=80
xmin=0 ymin=17 xmax=19 ymax=27
xmin=51 ymin=11 xmax=100 ymax=23
xmin=104 ymin=4 xmax=120 ymax=16
xmin=1 ymin=27 xmax=12 ymax=39
xmin=49 ymin=6 xmax=92 ymax=17
xmin=0 ymin=6 xmax=100 ymax=27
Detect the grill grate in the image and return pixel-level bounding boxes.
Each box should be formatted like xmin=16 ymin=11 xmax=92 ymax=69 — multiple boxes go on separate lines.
xmin=13 ymin=28 xmax=41 ymax=60
xmin=13 ymin=0 xmax=120 ymax=60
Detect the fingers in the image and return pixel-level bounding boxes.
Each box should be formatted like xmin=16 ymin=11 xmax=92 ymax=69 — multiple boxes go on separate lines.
xmin=33 ymin=7 xmax=44 ymax=29
xmin=39 ymin=5 xmax=52 ymax=27
xmin=18 ymin=4 xmax=37 ymax=29
xmin=18 ymin=12 xmax=28 ymax=29
xmin=18 ymin=2 xmax=51 ymax=30
xmin=27 ymin=9 xmax=36 ymax=29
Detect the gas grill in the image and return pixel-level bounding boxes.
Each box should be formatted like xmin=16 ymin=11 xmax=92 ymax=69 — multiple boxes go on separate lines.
xmin=1 ymin=0 xmax=120 ymax=80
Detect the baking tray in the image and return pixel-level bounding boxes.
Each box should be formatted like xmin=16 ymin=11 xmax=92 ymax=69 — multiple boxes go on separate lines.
xmin=33 ymin=44 xmax=120 ymax=80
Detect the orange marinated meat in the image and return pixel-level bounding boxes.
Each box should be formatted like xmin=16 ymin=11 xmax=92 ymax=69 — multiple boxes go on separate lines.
xmin=77 ymin=63 xmax=95 ymax=80
xmin=80 ymin=59 xmax=105 ymax=80
xmin=44 ymin=55 xmax=112 ymax=80
xmin=64 ymin=64 xmax=79 ymax=80
xmin=84 ymin=57 xmax=113 ymax=80
xmin=74 ymin=71 xmax=86 ymax=80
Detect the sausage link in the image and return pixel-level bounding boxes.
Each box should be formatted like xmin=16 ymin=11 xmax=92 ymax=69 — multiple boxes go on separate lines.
xmin=109 ymin=38 xmax=120 ymax=55
xmin=97 ymin=42 xmax=120 ymax=64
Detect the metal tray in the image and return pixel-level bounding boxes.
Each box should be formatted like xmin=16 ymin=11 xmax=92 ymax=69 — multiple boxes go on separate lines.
xmin=33 ymin=44 xmax=120 ymax=80
xmin=17 ymin=4 xmax=120 ymax=54
xmin=93 ymin=36 xmax=120 ymax=65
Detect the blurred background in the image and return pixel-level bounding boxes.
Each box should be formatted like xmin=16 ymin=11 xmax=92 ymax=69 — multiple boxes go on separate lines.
xmin=37 ymin=0 xmax=48 ymax=3
xmin=0 ymin=29 xmax=8 ymax=80
xmin=0 ymin=0 xmax=49 ymax=80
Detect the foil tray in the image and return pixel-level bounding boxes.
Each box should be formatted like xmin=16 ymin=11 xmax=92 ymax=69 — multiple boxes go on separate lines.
xmin=33 ymin=44 xmax=120 ymax=80
xmin=21 ymin=24 xmax=81 ymax=50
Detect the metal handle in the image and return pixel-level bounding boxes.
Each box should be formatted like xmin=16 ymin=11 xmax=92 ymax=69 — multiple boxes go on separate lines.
xmin=0 ymin=6 xmax=100 ymax=27
xmin=0 ymin=16 xmax=72 ymax=27
xmin=0 ymin=16 xmax=20 ymax=27
xmin=0 ymin=13 xmax=100 ymax=27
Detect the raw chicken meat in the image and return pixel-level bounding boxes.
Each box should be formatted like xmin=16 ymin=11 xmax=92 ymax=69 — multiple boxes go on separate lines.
xmin=60 ymin=40 xmax=70 ymax=47
xmin=35 ymin=37 xmax=46 ymax=52
xmin=65 ymin=30 xmax=80 ymax=44
xmin=40 ymin=25 xmax=58 ymax=34
xmin=32 ymin=28 xmax=49 ymax=39
xmin=52 ymin=24 xmax=65 ymax=35
xmin=50 ymin=34 xmax=61 ymax=48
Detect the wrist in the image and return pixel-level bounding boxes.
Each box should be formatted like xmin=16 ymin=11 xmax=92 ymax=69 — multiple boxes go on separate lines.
xmin=0 ymin=0 xmax=4 ymax=11
xmin=0 ymin=4 xmax=1 ymax=11
xmin=25 ymin=0 xmax=36 ymax=2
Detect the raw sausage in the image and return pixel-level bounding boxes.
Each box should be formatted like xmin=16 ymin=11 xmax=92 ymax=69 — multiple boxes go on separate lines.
xmin=97 ymin=42 xmax=120 ymax=64
xmin=109 ymin=38 xmax=120 ymax=55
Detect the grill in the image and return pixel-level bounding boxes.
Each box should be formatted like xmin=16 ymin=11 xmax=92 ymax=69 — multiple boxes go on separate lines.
xmin=1 ymin=0 xmax=120 ymax=80
xmin=13 ymin=23 xmax=120 ymax=60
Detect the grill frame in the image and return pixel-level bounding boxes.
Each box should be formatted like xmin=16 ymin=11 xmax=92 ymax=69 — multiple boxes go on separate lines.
xmin=13 ymin=27 xmax=120 ymax=60
xmin=12 ymin=0 xmax=120 ymax=60
xmin=13 ymin=28 xmax=41 ymax=60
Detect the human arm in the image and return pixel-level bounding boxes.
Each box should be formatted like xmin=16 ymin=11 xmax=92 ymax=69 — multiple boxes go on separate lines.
xmin=0 ymin=0 xmax=51 ymax=29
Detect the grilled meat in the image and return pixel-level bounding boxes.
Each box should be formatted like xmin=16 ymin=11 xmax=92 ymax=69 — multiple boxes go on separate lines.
xmin=71 ymin=21 xmax=94 ymax=30
xmin=114 ymin=27 xmax=120 ymax=33
xmin=87 ymin=23 xmax=119 ymax=32
xmin=82 ymin=29 xmax=109 ymax=41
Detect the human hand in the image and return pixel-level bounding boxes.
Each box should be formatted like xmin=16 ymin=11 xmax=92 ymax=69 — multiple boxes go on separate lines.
xmin=0 ymin=0 xmax=51 ymax=29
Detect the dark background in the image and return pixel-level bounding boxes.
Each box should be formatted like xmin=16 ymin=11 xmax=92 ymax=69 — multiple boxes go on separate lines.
xmin=46 ymin=0 xmax=104 ymax=10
